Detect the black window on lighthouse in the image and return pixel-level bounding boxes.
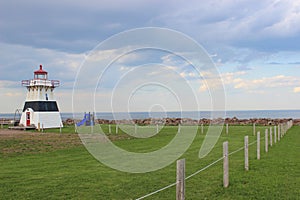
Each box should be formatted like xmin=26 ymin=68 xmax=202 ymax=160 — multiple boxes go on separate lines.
xmin=22 ymin=101 xmax=59 ymax=112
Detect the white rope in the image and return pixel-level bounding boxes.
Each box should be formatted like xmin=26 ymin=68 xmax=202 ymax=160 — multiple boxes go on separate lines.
xmin=135 ymin=136 xmax=259 ymax=200
xmin=186 ymin=156 xmax=223 ymax=180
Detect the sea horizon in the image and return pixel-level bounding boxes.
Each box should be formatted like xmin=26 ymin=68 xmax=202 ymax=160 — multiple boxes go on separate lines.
xmin=2 ymin=109 xmax=300 ymax=120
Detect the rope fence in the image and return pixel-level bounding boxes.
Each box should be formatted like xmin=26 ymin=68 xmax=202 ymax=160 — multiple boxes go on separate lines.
xmin=135 ymin=120 xmax=293 ymax=200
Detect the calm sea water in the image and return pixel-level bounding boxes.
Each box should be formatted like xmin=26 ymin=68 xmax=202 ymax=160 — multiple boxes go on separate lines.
xmin=2 ymin=110 xmax=299 ymax=120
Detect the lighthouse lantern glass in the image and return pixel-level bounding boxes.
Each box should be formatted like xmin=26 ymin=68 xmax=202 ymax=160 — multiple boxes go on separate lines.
xmin=35 ymin=74 xmax=47 ymax=79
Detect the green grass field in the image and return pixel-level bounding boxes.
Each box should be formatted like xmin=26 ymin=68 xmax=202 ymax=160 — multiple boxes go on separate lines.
xmin=0 ymin=125 xmax=299 ymax=199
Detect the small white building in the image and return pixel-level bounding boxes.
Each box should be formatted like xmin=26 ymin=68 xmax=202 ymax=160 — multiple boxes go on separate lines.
xmin=19 ymin=65 xmax=63 ymax=129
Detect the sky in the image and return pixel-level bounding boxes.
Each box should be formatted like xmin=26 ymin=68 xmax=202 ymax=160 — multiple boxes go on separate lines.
xmin=1 ymin=0 xmax=300 ymax=113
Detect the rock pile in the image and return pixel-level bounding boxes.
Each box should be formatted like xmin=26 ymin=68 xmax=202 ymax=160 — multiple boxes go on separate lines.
xmin=62 ymin=117 xmax=300 ymax=126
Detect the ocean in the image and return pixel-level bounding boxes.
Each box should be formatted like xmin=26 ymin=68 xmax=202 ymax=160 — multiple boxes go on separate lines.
xmin=2 ymin=110 xmax=300 ymax=120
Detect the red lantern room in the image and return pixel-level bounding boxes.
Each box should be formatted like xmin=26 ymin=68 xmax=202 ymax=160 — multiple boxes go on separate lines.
xmin=21 ymin=65 xmax=59 ymax=88
xmin=34 ymin=65 xmax=48 ymax=80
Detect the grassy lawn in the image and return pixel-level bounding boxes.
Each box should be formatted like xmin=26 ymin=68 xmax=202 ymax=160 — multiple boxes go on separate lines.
xmin=0 ymin=125 xmax=299 ymax=199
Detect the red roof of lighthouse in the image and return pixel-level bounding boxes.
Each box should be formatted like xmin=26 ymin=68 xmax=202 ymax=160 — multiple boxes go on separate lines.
xmin=34 ymin=65 xmax=48 ymax=74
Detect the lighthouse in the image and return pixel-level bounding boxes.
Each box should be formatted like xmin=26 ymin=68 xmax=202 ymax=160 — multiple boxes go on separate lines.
xmin=19 ymin=65 xmax=63 ymax=129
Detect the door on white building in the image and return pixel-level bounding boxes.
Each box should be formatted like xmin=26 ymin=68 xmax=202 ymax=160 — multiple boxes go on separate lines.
xmin=26 ymin=112 xmax=30 ymax=126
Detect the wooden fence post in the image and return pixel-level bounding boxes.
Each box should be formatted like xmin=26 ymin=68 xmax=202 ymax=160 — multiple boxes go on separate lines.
xmin=274 ymin=125 xmax=277 ymax=144
xmin=223 ymin=141 xmax=229 ymax=188
xmin=279 ymin=124 xmax=282 ymax=137
xmin=116 ymin=124 xmax=118 ymax=134
xmin=109 ymin=124 xmax=111 ymax=134
xmin=226 ymin=124 xmax=229 ymax=135
xmin=244 ymin=136 xmax=249 ymax=171
xmin=135 ymin=124 xmax=137 ymax=134
xmin=278 ymin=124 xmax=281 ymax=141
xmin=176 ymin=159 xmax=185 ymax=200
xmin=201 ymin=123 xmax=204 ymax=134
xmin=273 ymin=126 xmax=276 ymax=143
xmin=156 ymin=124 xmax=159 ymax=134
xmin=265 ymin=129 xmax=268 ymax=153
xmin=75 ymin=124 xmax=77 ymax=133
xmin=284 ymin=123 xmax=287 ymax=135
xmin=253 ymin=123 xmax=256 ymax=136
xmin=178 ymin=124 xmax=181 ymax=133
xmin=257 ymin=132 xmax=260 ymax=160
xmin=269 ymin=128 xmax=273 ymax=147
xmin=289 ymin=120 xmax=292 ymax=128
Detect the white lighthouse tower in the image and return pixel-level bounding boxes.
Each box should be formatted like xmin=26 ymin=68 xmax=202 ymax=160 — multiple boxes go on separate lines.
xmin=19 ymin=65 xmax=63 ymax=129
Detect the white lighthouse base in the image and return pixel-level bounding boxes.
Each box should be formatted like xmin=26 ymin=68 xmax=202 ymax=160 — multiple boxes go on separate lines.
xmin=20 ymin=110 xmax=63 ymax=129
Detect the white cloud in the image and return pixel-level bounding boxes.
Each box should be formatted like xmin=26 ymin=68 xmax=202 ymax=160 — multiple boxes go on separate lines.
xmin=294 ymin=87 xmax=300 ymax=93
xmin=0 ymin=80 xmax=18 ymax=88
xmin=198 ymin=71 xmax=246 ymax=92
xmin=0 ymin=87 xmax=25 ymax=112
xmin=199 ymin=83 xmax=208 ymax=92
xmin=261 ymin=1 xmax=300 ymax=37
xmin=180 ymin=72 xmax=197 ymax=78
xmin=198 ymin=71 xmax=300 ymax=94
xmin=4 ymin=92 xmax=22 ymax=97
xmin=232 ymin=75 xmax=300 ymax=90
xmin=224 ymin=73 xmax=300 ymax=93
xmin=119 ymin=66 xmax=131 ymax=71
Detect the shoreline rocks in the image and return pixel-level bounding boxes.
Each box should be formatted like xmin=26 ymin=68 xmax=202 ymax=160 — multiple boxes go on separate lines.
xmin=62 ymin=117 xmax=300 ymax=126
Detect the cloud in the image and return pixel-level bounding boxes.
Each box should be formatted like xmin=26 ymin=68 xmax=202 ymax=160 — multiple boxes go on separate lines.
xmin=208 ymin=45 xmax=271 ymax=66
xmin=268 ymin=62 xmax=283 ymax=65
xmin=268 ymin=61 xmax=300 ymax=65
xmin=0 ymin=80 xmax=18 ymax=89
xmin=294 ymin=87 xmax=300 ymax=93
xmin=288 ymin=62 xmax=300 ymax=65
xmin=261 ymin=1 xmax=300 ymax=37
xmin=86 ymin=47 xmax=153 ymax=65
xmin=231 ymin=75 xmax=300 ymax=92
xmin=0 ymin=43 xmax=83 ymax=84
xmin=151 ymin=0 xmax=300 ymax=51
xmin=4 ymin=92 xmax=22 ymax=97
xmin=198 ymin=71 xmax=242 ymax=92
xmin=180 ymin=72 xmax=198 ymax=79
xmin=0 ymin=0 xmax=169 ymax=52
xmin=236 ymin=65 xmax=252 ymax=71
xmin=198 ymin=71 xmax=300 ymax=94
xmin=2 ymin=0 xmax=300 ymax=53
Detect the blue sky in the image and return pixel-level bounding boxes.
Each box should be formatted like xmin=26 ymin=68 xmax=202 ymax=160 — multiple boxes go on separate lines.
xmin=1 ymin=0 xmax=300 ymax=113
